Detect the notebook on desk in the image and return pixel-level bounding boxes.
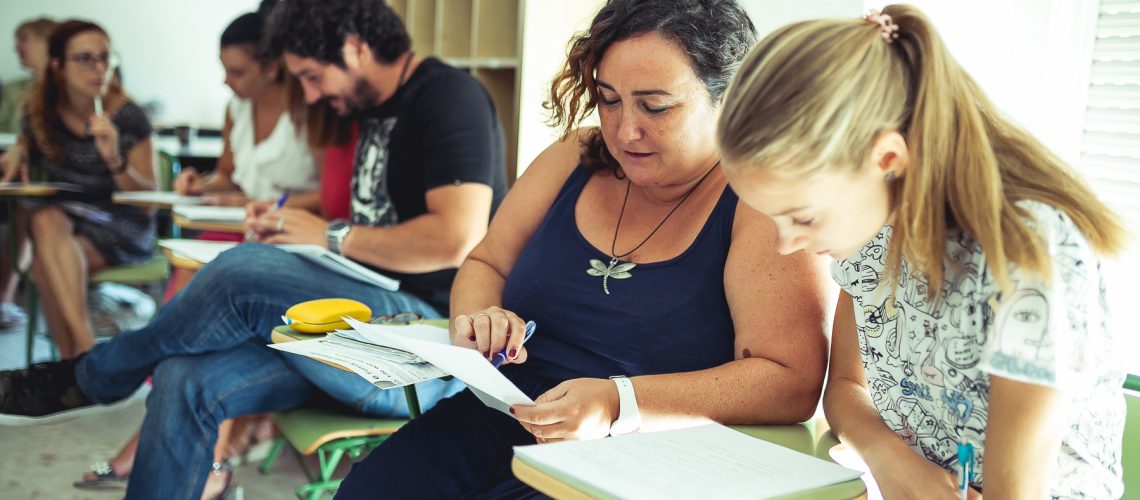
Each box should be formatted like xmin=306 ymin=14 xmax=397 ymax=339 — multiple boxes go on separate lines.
xmin=513 ymin=423 xmax=862 ymax=499
xmin=158 ymin=239 xmax=400 ymax=291
xmin=172 ymin=205 xmax=245 ymax=222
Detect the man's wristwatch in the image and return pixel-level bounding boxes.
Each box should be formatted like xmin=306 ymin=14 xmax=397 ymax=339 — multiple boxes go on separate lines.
xmin=608 ymin=375 xmax=642 ymax=436
xmin=326 ymin=219 xmax=352 ymax=254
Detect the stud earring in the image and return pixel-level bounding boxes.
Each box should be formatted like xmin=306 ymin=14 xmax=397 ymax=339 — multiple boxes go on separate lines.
xmin=884 ymin=171 xmax=896 ymax=182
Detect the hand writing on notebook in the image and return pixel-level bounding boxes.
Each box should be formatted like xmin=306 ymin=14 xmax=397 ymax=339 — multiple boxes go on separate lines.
xmin=864 ymin=440 xmax=982 ymax=500
xmin=453 ymin=306 xmax=531 ymax=365
xmin=245 ymin=205 xmax=327 ymax=246
xmin=174 ymin=167 xmax=206 ymax=195
xmin=512 ymin=378 xmax=619 ymax=444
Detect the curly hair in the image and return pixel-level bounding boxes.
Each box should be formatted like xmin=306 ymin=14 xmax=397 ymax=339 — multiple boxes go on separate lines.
xmin=262 ymin=0 xmax=410 ymax=66
xmin=27 ymin=20 xmax=124 ymax=164
xmin=545 ymin=0 xmax=757 ymax=175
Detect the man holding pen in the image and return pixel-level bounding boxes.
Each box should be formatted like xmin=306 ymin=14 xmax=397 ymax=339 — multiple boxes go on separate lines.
xmin=0 ymin=1 xmax=508 ymax=498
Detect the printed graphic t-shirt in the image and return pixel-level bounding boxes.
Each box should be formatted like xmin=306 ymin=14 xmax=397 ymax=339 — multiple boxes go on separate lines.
xmin=350 ymin=58 xmax=508 ymax=313
xmin=832 ymin=201 xmax=1125 ymax=498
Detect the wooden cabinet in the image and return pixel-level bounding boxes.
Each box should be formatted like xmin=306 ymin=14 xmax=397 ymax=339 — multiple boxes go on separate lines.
xmin=390 ymin=0 xmax=524 ymax=180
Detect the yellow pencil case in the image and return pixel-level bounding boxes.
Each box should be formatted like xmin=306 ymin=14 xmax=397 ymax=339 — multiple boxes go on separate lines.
xmin=283 ymin=298 xmax=372 ymax=333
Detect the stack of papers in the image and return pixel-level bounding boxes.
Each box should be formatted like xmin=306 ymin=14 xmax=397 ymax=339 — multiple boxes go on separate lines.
xmin=514 ymin=423 xmax=863 ymax=499
xmin=113 ymin=191 xmax=204 ymax=206
xmin=158 ymin=239 xmax=400 ymax=291
xmin=270 ymin=318 xmax=534 ymax=416
xmin=173 ymin=205 xmax=245 ymax=223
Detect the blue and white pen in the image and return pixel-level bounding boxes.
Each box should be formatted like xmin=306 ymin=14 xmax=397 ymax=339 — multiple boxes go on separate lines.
xmin=492 ymin=320 xmax=535 ymax=367
xmin=957 ymin=439 xmax=976 ymax=500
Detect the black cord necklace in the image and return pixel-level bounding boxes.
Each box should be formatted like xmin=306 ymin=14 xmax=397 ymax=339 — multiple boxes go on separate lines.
xmin=586 ymin=160 xmax=721 ymax=294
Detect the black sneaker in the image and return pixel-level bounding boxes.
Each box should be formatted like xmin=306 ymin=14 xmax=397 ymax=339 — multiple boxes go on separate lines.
xmin=0 ymin=358 xmax=95 ymax=425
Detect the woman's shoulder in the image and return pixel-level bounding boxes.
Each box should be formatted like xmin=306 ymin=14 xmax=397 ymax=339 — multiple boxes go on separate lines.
xmin=111 ymin=99 xmax=152 ymax=130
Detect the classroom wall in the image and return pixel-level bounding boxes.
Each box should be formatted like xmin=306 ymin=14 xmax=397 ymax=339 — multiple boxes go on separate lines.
xmin=0 ymin=0 xmax=261 ymax=128
xmin=514 ymin=0 xmax=863 ymax=176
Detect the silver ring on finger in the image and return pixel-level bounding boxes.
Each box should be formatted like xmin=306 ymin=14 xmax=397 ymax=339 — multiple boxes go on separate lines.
xmin=275 ymin=217 xmax=285 ymax=232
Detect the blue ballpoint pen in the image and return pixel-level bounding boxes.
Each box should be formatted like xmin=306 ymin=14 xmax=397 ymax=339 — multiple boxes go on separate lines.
xmin=492 ymin=320 xmax=535 ymax=367
xmin=274 ymin=191 xmax=291 ymax=210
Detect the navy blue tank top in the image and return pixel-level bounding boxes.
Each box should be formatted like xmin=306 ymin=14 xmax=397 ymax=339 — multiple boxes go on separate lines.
xmin=501 ymin=165 xmax=738 ymax=393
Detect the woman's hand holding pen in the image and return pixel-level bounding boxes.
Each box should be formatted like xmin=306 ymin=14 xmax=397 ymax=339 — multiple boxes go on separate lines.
xmin=174 ymin=167 xmax=205 ymax=195
xmin=452 ymin=306 xmax=530 ymax=365
xmin=862 ymin=438 xmax=983 ymax=500
xmin=513 ymin=378 xmax=618 ymax=444
xmin=89 ymin=114 xmax=121 ymax=169
xmin=245 ymin=205 xmax=328 ymax=245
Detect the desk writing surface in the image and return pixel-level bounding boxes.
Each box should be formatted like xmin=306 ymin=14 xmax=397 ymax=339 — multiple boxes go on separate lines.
xmin=172 ymin=213 xmax=245 ymax=233
xmin=512 ymin=419 xmax=867 ymax=500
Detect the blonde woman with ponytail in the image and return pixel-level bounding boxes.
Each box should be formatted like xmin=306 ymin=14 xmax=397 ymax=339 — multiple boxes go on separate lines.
xmin=718 ymin=4 xmax=1128 ymax=499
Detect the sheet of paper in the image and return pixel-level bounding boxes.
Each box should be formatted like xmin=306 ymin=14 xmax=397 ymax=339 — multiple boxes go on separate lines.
xmin=514 ymin=423 xmax=862 ymax=499
xmin=278 ymin=244 xmax=400 ymax=291
xmin=173 ymin=205 xmax=246 ymax=222
xmin=345 ymin=318 xmax=534 ymax=416
xmin=270 ymin=337 xmax=446 ymax=389
xmin=114 ymin=191 xmax=204 ymax=206
xmin=158 ymin=239 xmax=237 ymax=263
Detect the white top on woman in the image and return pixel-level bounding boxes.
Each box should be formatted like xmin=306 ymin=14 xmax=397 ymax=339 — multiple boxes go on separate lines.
xmin=227 ymin=97 xmax=318 ymax=200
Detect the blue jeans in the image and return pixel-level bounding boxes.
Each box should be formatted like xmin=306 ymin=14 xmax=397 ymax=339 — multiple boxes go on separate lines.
xmin=73 ymin=244 xmax=466 ymax=500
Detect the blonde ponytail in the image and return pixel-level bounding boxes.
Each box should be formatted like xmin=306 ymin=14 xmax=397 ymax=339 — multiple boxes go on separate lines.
xmin=718 ymin=4 xmax=1127 ymax=296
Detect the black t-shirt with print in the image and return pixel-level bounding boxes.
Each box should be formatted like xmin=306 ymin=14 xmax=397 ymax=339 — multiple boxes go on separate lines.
xmin=351 ymin=57 xmax=507 ymax=314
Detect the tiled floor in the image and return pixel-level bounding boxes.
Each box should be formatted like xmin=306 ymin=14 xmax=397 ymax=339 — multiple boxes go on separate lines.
xmin=0 ymin=316 xmax=338 ymax=499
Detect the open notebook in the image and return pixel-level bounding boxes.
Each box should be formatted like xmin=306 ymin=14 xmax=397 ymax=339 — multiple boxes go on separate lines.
xmin=514 ymin=423 xmax=862 ymax=499
xmin=159 ymin=239 xmax=399 ymax=291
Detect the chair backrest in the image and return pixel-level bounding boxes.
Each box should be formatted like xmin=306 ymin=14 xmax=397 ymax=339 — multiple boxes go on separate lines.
xmin=1124 ymin=379 xmax=1139 ymax=498
xmin=154 ymin=148 xmax=177 ymax=192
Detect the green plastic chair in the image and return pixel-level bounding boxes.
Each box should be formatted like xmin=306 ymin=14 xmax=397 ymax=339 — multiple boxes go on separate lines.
xmin=259 ymin=388 xmax=423 ymax=500
xmin=1123 ymin=375 xmax=1139 ymax=499
xmin=24 ymin=150 xmax=176 ymax=365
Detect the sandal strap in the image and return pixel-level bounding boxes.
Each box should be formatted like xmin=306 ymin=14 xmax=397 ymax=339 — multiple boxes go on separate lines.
xmin=210 ymin=460 xmax=232 ymax=475
xmin=89 ymin=461 xmax=114 ymax=476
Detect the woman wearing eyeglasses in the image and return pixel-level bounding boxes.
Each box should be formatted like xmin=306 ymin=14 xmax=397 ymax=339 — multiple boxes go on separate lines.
xmin=0 ymin=20 xmax=156 ymax=359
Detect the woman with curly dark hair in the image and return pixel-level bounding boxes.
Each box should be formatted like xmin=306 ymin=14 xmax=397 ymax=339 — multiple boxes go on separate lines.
xmin=0 ymin=20 xmax=155 ymax=360
xmin=334 ymin=0 xmax=833 ymax=497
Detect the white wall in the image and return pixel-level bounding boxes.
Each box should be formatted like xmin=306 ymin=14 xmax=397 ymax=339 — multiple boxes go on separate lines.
xmin=0 ymin=0 xmax=261 ymax=128
xmin=863 ymin=0 xmax=1098 ymax=166
xmin=515 ymin=0 xmax=862 ymax=176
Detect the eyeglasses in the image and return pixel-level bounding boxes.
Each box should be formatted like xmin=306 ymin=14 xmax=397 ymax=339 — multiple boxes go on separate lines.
xmin=66 ymin=51 xmax=120 ymax=70
xmin=369 ymin=312 xmax=423 ymax=325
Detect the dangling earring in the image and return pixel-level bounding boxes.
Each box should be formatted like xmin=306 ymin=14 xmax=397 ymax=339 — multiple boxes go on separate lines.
xmin=884 ymin=171 xmax=896 ymax=182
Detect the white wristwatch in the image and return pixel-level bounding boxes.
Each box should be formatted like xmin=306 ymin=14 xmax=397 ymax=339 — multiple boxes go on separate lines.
xmin=608 ymin=375 xmax=642 ymax=436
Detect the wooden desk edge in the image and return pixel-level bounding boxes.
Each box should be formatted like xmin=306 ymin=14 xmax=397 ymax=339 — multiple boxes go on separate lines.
xmin=512 ymin=457 xmax=595 ymax=500
xmin=160 ymin=247 xmax=204 ymax=271
xmin=173 ymin=214 xmax=245 ymax=233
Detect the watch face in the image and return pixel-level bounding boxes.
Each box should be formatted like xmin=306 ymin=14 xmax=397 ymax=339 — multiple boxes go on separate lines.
xmin=329 ymin=220 xmax=350 ymax=233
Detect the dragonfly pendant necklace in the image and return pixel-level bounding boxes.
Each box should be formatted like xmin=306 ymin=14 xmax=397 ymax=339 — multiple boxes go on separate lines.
xmin=587 ymin=161 xmax=719 ymax=294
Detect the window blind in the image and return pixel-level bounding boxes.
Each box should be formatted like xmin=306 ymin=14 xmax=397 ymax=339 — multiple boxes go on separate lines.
xmin=1082 ymin=0 xmax=1140 ymax=231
